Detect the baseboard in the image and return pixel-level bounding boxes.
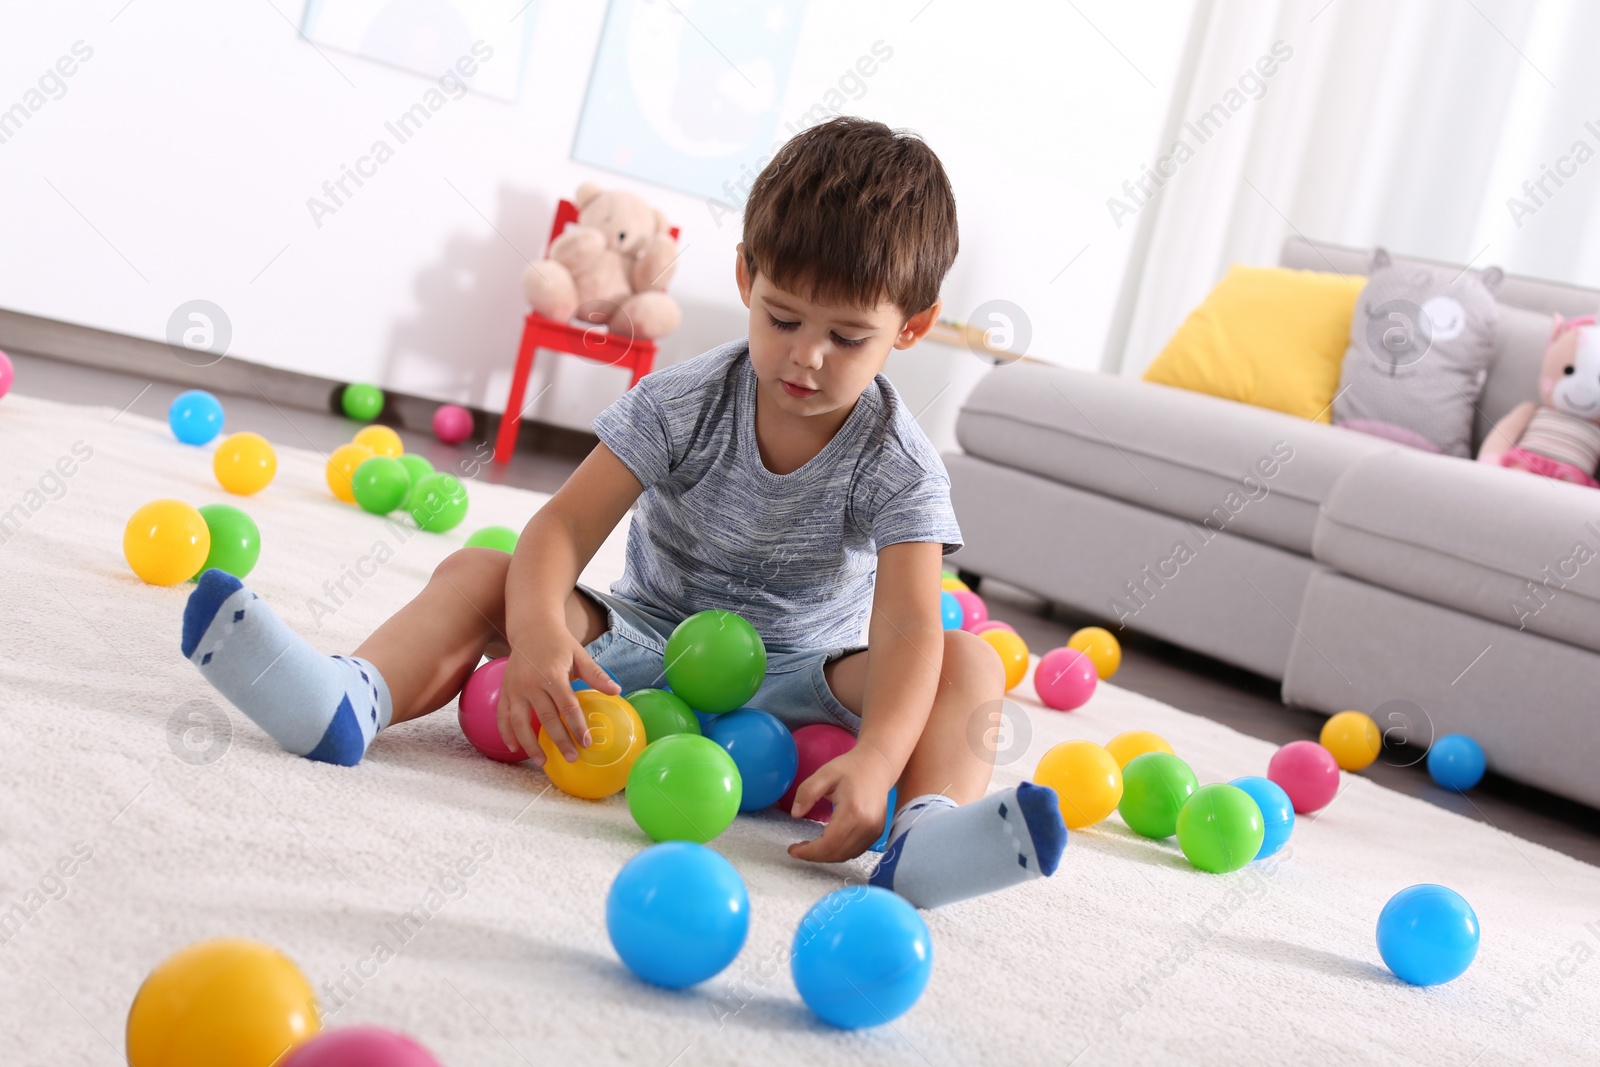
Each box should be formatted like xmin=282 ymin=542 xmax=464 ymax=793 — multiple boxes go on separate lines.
xmin=0 ymin=305 xmax=600 ymax=459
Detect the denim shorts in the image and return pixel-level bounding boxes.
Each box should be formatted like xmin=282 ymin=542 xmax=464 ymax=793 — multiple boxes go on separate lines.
xmin=577 ymin=583 xmax=864 ymax=733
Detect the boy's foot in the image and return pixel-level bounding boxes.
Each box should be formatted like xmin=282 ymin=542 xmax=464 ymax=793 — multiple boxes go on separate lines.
xmin=181 ymin=569 xmax=391 ymax=766
xmin=869 ymin=782 xmax=1067 ymax=909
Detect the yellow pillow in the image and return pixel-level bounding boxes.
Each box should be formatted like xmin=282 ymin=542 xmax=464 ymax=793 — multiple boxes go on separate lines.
xmin=1142 ymin=265 xmax=1366 ymax=422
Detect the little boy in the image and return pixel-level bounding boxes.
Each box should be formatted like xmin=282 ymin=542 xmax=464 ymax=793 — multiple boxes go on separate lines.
xmin=180 ymin=117 xmax=1065 ymax=909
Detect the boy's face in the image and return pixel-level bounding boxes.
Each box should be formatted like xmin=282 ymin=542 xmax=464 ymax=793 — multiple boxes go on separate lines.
xmin=736 ymin=248 xmax=939 ymax=422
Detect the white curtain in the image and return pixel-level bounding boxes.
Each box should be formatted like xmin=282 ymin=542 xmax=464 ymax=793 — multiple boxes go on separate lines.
xmin=1108 ymin=0 xmax=1600 ymax=376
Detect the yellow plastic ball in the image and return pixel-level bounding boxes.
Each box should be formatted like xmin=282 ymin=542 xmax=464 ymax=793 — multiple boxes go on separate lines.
xmin=212 ymin=432 xmax=277 ymax=496
xmin=1104 ymin=729 xmax=1175 ymax=769
xmin=538 ymin=690 xmax=648 ymax=799
xmin=325 ymin=442 xmax=375 ymax=503
xmin=1320 ymin=710 xmax=1381 ymax=771
xmin=939 ymin=576 xmax=969 ymax=593
xmin=123 ymin=499 xmax=211 ymax=586
xmin=980 ymin=629 xmax=1030 ymax=691
xmin=1068 ymin=626 xmax=1122 ymax=679
xmin=352 ymin=424 xmax=403 ymax=458
xmin=1034 ymin=740 xmax=1123 ymax=829
xmin=126 ymin=938 xmax=319 ymax=1067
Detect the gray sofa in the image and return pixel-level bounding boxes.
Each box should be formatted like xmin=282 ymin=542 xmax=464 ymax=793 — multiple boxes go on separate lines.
xmin=946 ymin=237 xmax=1600 ymax=810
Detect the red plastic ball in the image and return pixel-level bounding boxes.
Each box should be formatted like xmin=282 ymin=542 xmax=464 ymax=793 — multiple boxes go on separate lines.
xmin=951 ymin=590 xmax=988 ymax=631
xmin=432 ymin=403 xmax=474 ymax=445
xmin=1034 ymin=647 xmax=1097 ymax=711
xmin=1267 ymin=740 xmax=1341 ymax=814
xmin=457 ymin=657 xmax=530 ymax=762
xmin=281 ymin=1026 xmax=442 ymax=1066
xmin=776 ymin=724 xmax=857 ymax=822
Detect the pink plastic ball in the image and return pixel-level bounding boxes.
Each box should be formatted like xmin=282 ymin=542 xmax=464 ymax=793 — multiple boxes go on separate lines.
xmin=0 ymin=349 xmax=12 ymax=400
xmin=776 ymin=723 xmax=857 ymax=822
xmin=281 ymin=1026 xmax=442 ymax=1066
xmin=1034 ymin=647 xmax=1097 ymax=711
xmin=970 ymin=619 xmax=1015 ymax=636
xmin=952 ymin=590 xmax=988 ymax=631
xmin=458 ymin=657 xmax=529 ymax=762
xmin=432 ymin=403 xmax=474 ymax=445
xmin=1267 ymin=740 xmax=1341 ymax=814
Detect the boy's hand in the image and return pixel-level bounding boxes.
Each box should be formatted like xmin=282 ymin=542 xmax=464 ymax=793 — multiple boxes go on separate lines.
xmin=786 ymin=749 xmax=896 ymax=864
xmin=496 ymin=618 xmax=620 ymax=766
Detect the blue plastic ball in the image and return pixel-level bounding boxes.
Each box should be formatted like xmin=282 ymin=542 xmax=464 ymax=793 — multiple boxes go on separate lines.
xmin=570 ymin=665 xmax=622 ymax=693
xmin=1377 ymin=884 xmax=1479 ymax=985
xmin=1229 ymin=775 xmax=1294 ymax=860
xmin=704 ymin=708 xmax=799 ymax=811
xmin=1427 ymin=734 xmax=1486 ymax=792
xmin=606 ymin=842 xmax=749 ymax=989
xmin=791 ymin=887 xmax=932 ymax=1029
xmin=870 ymin=786 xmax=898 ymax=853
xmin=168 ymin=389 xmax=224 ymax=445
xmin=939 ymin=591 xmax=963 ymax=630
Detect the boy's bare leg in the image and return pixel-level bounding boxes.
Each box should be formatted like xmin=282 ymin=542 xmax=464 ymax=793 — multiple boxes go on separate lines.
xmin=355 ymin=547 xmax=608 ymax=726
xmin=822 ymin=628 xmax=1002 ymax=804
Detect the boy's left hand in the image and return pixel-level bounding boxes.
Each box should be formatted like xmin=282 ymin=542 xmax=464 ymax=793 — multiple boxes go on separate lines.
xmin=786 ymin=749 xmax=896 ymax=864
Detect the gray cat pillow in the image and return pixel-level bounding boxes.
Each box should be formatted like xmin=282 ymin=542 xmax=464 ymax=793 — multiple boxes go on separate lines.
xmin=1333 ymin=248 xmax=1504 ymax=457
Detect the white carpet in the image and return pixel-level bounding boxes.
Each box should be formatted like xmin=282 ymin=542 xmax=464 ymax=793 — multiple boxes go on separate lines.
xmin=1 ymin=390 xmax=1597 ymax=1067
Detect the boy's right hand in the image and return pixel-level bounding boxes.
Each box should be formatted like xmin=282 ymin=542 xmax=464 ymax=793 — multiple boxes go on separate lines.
xmin=496 ymin=620 xmax=620 ymax=766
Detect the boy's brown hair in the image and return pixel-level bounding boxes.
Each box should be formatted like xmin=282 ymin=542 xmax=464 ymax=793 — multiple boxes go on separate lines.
xmin=742 ymin=116 xmax=958 ymax=317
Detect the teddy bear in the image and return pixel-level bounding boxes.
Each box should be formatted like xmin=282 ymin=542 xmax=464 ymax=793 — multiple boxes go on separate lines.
xmin=1477 ymin=314 xmax=1600 ymax=487
xmin=522 ymin=183 xmax=682 ymax=340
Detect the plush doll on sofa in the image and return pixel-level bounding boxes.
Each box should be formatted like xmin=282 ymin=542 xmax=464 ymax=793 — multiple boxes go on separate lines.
xmin=522 ymin=182 xmax=682 ymax=339
xmin=1477 ymin=315 xmax=1600 ymax=487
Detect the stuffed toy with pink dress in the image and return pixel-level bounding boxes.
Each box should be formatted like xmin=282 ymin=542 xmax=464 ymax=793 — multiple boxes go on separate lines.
xmin=1477 ymin=314 xmax=1600 ymax=487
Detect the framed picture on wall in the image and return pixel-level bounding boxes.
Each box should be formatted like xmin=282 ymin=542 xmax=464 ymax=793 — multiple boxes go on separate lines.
xmin=572 ymin=0 xmax=806 ymax=207
xmin=301 ymin=0 xmax=540 ymax=101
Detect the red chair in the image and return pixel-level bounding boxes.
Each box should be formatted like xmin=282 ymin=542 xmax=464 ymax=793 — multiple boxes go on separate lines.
xmin=494 ymin=199 xmax=680 ymax=464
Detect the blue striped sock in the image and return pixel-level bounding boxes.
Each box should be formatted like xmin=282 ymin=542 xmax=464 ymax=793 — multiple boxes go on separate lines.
xmin=869 ymin=783 xmax=1067 ymax=909
xmin=181 ymin=570 xmax=391 ymax=766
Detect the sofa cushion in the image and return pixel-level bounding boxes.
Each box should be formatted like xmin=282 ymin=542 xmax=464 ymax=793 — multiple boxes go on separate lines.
xmin=955 ymin=363 xmax=1397 ymax=555
xmin=1314 ymin=448 xmax=1600 ymax=653
xmin=1142 ymin=265 xmax=1366 ymax=422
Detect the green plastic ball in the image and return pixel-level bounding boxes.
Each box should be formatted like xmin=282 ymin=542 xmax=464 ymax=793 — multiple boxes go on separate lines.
xmin=397 ymin=454 xmax=435 ymax=509
xmin=341 ymin=382 xmax=384 ymax=421
xmin=193 ymin=503 xmax=260 ymax=579
xmin=351 ymin=456 xmax=411 ymax=515
xmin=625 ymin=688 xmax=702 ymax=743
xmin=1176 ymin=783 xmax=1266 ymax=874
xmin=464 ymin=525 xmax=518 ymax=553
xmin=408 ymin=472 xmax=468 ymax=532
xmin=662 ymin=610 xmax=767 ymax=714
xmin=626 ymin=734 xmax=742 ymax=843
xmin=1118 ymin=752 xmax=1199 ymax=839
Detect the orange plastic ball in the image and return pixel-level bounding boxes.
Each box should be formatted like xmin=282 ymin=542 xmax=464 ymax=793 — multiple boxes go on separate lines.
xmin=1068 ymin=626 xmax=1122 ymax=679
xmin=126 ymin=939 xmax=319 ymax=1067
xmin=213 ymin=432 xmax=277 ymax=495
xmin=538 ymin=690 xmax=647 ymax=799
xmin=325 ymin=442 xmax=375 ymax=503
xmin=123 ymin=499 xmax=211 ymax=586
xmin=1320 ymin=710 xmax=1382 ymax=771
xmin=1034 ymin=740 xmax=1123 ymax=829
xmin=1104 ymin=729 xmax=1175 ymax=769
xmin=979 ymin=629 xmax=1030 ymax=691
xmin=352 ymin=424 xmax=403 ymax=458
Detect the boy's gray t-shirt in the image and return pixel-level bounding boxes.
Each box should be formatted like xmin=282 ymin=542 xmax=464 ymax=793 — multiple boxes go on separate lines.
xmin=591 ymin=338 xmax=963 ymax=652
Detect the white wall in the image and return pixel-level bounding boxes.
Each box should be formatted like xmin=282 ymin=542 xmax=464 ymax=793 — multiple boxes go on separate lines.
xmin=0 ymin=0 xmax=1193 ymax=434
